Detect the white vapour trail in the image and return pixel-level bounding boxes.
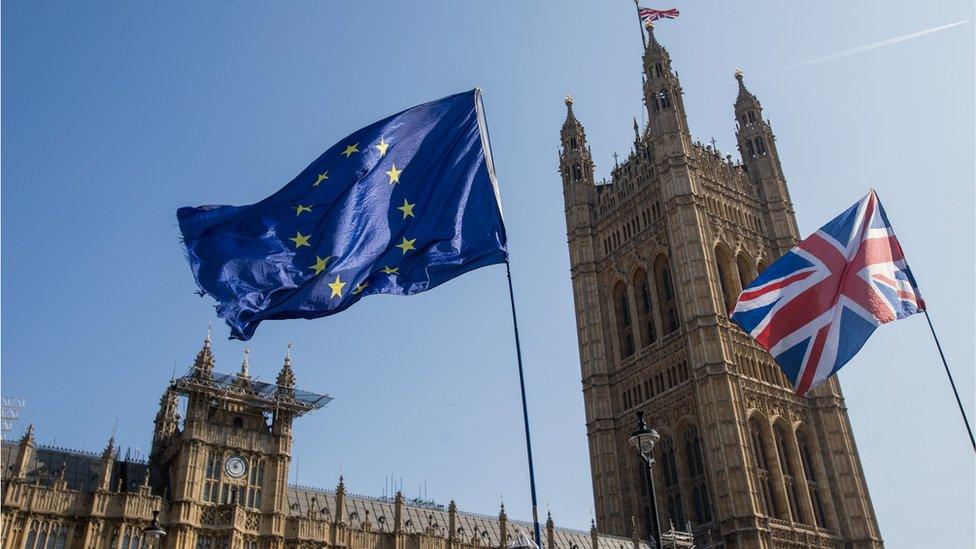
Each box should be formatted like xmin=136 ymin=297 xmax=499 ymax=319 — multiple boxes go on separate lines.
xmin=760 ymin=20 xmax=969 ymax=76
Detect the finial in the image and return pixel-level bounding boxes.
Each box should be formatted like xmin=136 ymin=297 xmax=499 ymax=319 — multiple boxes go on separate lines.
xmin=240 ymin=348 xmax=250 ymax=377
xmin=22 ymin=423 xmax=35 ymax=445
xmin=205 ymin=322 xmax=212 ymax=348
xmin=735 ymin=67 xmax=744 ymax=81
xmin=143 ymin=467 xmax=151 ymax=486
xmin=286 ymin=341 xmax=293 ymax=363
xmin=564 ymin=95 xmax=573 ymax=107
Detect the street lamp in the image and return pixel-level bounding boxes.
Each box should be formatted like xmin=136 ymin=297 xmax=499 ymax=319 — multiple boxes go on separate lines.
xmin=629 ymin=411 xmax=662 ymax=549
xmin=142 ymin=510 xmax=166 ymax=548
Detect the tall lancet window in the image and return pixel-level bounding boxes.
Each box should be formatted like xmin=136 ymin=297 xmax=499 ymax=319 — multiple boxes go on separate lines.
xmin=633 ymin=269 xmax=657 ymax=347
xmin=798 ymin=431 xmax=828 ymax=528
xmin=749 ymin=418 xmax=779 ymax=518
xmin=613 ymin=282 xmax=635 ymax=358
xmin=683 ymin=426 xmax=713 ymax=525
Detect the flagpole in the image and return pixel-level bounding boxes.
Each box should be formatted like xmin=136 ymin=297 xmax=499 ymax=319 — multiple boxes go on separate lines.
xmin=922 ymin=309 xmax=976 ymax=451
xmin=634 ymin=0 xmax=647 ymax=49
xmin=505 ymin=261 xmax=543 ymax=548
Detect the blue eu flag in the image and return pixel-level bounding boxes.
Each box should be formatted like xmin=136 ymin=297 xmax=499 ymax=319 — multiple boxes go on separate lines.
xmin=178 ymin=90 xmax=508 ymax=340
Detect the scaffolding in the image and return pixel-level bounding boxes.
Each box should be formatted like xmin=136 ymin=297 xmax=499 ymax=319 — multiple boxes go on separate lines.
xmin=173 ymin=370 xmax=331 ymax=416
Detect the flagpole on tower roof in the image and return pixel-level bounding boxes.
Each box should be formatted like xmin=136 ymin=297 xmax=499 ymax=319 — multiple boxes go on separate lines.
xmin=634 ymin=0 xmax=648 ymax=50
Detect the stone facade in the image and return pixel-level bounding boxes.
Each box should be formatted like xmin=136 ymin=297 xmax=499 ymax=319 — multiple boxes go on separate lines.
xmin=558 ymin=27 xmax=883 ymax=549
xmin=0 ymin=338 xmax=692 ymax=549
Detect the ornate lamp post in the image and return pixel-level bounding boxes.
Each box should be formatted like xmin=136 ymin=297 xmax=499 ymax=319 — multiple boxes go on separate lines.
xmin=629 ymin=411 xmax=662 ymax=549
xmin=142 ymin=510 xmax=166 ymax=548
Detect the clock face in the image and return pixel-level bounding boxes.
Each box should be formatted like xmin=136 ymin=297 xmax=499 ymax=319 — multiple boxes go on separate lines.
xmin=224 ymin=455 xmax=248 ymax=479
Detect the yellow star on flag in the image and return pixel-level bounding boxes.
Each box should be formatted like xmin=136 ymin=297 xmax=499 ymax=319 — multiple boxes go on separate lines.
xmin=290 ymin=232 xmax=311 ymax=248
xmin=397 ymin=199 xmax=415 ymax=219
xmin=385 ymin=163 xmax=403 ymax=185
xmin=375 ymin=138 xmax=390 ymax=157
xmin=352 ymin=281 xmax=369 ymax=295
xmin=314 ymin=171 xmax=329 ymax=186
xmin=381 ymin=266 xmax=399 ymax=275
xmin=342 ymin=144 xmax=359 ymax=158
xmin=395 ymin=237 xmax=416 ymax=254
xmin=294 ymin=204 xmax=312 ymax=216
xmin=328 ymin=275 xmax=346 ymax=298
xmin=309 ymin=255 xmax=331 ymax=276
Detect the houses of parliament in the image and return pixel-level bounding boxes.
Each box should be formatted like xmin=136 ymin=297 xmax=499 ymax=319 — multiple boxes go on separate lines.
xmin=557 ymin=25 xmax=882 ymax=549
xmin=1 ymin=25 xmax=882 ymax=549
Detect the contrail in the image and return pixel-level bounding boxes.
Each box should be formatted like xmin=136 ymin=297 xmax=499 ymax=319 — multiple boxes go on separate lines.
xmin=760 ymin=19 xmax=969 ymax=76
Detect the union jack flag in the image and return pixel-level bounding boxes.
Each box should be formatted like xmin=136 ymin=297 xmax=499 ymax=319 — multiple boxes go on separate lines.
xmin=638 ymin=7 xmax=680 ymax=25
xmin=731 ymin=190 xmax=923 ymax=397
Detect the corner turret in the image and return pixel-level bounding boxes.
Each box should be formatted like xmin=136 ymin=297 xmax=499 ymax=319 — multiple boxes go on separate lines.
xmin=733 ymin=69 xmax=799 ymax=253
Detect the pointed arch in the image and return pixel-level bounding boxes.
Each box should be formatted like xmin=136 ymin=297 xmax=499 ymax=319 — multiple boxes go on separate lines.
xmin=736 ymin=251 xmax=757 ymax=291
xmin=632 ymin=268 xmax=658 ymax=348
xmin=713 ymin=243 xmax=738 ymax=312
xmin=612 ymin=281 xmax=635 ymax=359
xmin=681 ymin=425 xmax=713 ymax=526
xmin=748 ymin=414 xmax=780 ymax=518
xmin=796 ymin=426 xmax=830 ymax=528
xmin=653 ymin=255 xmax=680 ymax=334
xmin=657 ymin=435 xmax=686 ymax=529
xmin=773 ymin=420 xmax=803 ymax=523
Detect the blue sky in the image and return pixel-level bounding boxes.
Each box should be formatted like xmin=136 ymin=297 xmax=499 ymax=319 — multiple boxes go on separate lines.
xmin=2 ymin=2 xmax=973 ymax=547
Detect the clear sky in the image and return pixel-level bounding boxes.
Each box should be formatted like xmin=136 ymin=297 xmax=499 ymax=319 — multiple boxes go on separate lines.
xmin=2 ymin=1 xmax=973 ymax=546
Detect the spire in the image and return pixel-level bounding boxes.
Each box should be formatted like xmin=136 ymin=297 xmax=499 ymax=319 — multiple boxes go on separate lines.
xmin=645 ymin=21 xmax=665 ymax=53
xmin=239 ymin=348 xmax=251 ymax=378
xmin=276 ymin=342 xmax=296 ymax=390
xmin=193 ymin=327 xmax=215 ymax=378
xmin=20 ymin=423 xmax=35 ymax=447
xmin=102 ymin=432 xmax=116 ymax=459
xmin=561 ymin=95 xmax=584 ymax=133
xmin=734 ymin=68 xmax=759 ymax=107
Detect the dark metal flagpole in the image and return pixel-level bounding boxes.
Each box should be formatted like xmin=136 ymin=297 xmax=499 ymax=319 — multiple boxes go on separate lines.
xmin=634 ymin=0 xmax=648 ymax=49
xmin=505 ymin=262 xmax=543 ymax=548
xmin=922 ymin=309 xmax=976 ymax=451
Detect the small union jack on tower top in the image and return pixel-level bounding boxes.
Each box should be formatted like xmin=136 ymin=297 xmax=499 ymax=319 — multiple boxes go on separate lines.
xmin=731 ymin=190 xmax=924 ymax=397
xmin=638 ymin=7 xmax=680 ymax=27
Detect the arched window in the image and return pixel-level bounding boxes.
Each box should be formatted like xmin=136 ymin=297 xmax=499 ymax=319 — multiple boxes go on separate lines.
xmin=714 ymin=244 xmax=738 ymax=312
xmin=653 ymin=256 xmax=679 ymax=334
xmin=754 ymin=137 xmax=767 ymax=155
xmin=613 ymin=282 xmax=635 ymax=359
xmin=659 ymin=436 xmax=685 ymax=528
xmin=749 ymin=418 xmax=779 ymax=518
xmin=572 ymin=163 xmax=582 ymax=181
xmin=683 ymin=427 xmax=713 ymax=525
xmin=747 ymin=111 xmax=756 ymax=124
xmin=775 ymin=424 xmax=803 ymax=523
xmin=659 ymin=89 xmax=672 ymax=109
xmin=654 ymin=62 xmax=664 ymax=78
xmin=736 ymin=252 xmax=756 ymax=292
xmin=633 ymin=269 xmax=657 ymax=347
xmin=570 ymin=137 xmax=579 ymax=150
xmin=798 ymin=431 xmax=828 ymax=528
xmin=745 ymin=140 xmax=756 ymax=158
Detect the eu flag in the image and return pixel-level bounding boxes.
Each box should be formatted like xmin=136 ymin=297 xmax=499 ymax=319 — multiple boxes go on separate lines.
xmin=178 ymin=90 xmax=508 ymax=340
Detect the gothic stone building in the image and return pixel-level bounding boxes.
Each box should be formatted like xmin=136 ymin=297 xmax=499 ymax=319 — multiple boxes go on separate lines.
xmin=558 ymin=28 xmax=883 ymax=549
xmin=0 ymin=338 xmax=694 ymax=549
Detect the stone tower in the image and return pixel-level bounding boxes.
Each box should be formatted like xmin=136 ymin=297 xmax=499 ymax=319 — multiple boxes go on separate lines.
xmin=559 ymin=26 xmax=883 ymax=548
xmin=148 ymin=338 xmax=330 ymax=548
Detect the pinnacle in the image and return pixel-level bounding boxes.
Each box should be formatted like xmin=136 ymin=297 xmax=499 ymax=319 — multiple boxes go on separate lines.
xmin=276 ymin=342 xmax=296 ymax=389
